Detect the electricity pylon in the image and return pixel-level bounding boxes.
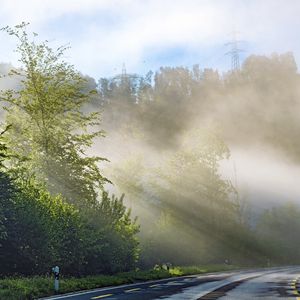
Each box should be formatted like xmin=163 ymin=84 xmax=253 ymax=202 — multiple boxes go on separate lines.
xmin=225 ymin=31 xmax=244 ymax=71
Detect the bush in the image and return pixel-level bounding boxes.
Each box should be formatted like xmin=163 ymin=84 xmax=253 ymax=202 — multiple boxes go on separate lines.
xmin=0 ymin=174 xmax=139 ymax=276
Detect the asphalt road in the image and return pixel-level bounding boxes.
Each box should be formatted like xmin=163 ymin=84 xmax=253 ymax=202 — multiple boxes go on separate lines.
xmin=41 ymin=267 xmax=300 ymax=300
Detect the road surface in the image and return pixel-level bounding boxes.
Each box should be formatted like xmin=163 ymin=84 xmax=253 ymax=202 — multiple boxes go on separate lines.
xmin=41 ymin=266 xmax=300 ymax=300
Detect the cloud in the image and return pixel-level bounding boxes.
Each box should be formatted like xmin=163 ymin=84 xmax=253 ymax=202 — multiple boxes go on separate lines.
xmin=0 ymin=0 xmax=116 ymax=25
xmin=0 ymin=0 xmax=299 ymax=77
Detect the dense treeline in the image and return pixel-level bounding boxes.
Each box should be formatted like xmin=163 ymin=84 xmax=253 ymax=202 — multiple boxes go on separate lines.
xmin=96 ymin=51 xmax=300 ymax=266
xmin=98 ymin=52 xmax=299 ymax=156
xmin=0 ymin=23 xmax=299 ymax=278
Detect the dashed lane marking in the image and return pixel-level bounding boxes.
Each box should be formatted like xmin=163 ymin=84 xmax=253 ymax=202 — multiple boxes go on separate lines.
xmin=124 ymin=288 xmax=141 ymax=293
xmin=149 ymin=284 xmax=160 ymax=288
xmin=164 ymin=281 xmax=185 ymax=286
xmin=91 ymin=294 xmax=113 ymax=299
xmin=291 ymin=276 xmax=300 ymax=298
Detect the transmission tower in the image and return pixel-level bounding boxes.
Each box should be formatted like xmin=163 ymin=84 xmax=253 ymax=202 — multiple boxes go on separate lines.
xmin=225 ymin=31 xmax=244 ymax=71
xmin=112 ymin=63 xmax=139 ymax=84
xmin=121 ymin=63 xmax=127 ymax=81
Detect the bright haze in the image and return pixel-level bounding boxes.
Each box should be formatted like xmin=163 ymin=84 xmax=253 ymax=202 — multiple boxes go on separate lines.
xmin=0 ymin=0 xmax=299 ymax=78
xmin=0 ymin=0 xmax=299 ymax=209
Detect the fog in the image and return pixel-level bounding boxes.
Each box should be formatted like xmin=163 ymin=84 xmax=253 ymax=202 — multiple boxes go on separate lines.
xmin=222 ymin=147 xmax=300 ymax=208
xmin=87 ymin=52 xmax=300 ymax=265
xmin=95 ymin=52 xmax=300 ymax=209
xmin=2 ymin=50 xmax=300 ymax=266
xmin=1 ymin=1 xmax=300 ymax=283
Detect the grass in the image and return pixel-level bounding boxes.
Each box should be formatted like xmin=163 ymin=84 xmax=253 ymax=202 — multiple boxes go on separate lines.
xmin=0 ymin=264 xmax=241 ymax=300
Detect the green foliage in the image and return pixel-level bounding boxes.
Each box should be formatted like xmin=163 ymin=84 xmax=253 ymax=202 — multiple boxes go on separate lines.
xmin=1 ymin=127 xmax=137 ymax=276
xmin=1 ymin=21 xmax=299 ymax=285
xmin=1 ymin=23 xmax=108 ymax=206
xmin=0 ymin=169 xmax=139 ymax=276
xmin=80 ymin=192 xmax=140 ymax=275
xmin=0 ymin=173 xmax=84 ymax=276
xmin=0 ymin=24 xmax=140 ymax=278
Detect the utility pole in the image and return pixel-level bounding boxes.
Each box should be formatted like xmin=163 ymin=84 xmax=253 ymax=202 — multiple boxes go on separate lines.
xmin=225 ymin=31 xmax=244 ymax=71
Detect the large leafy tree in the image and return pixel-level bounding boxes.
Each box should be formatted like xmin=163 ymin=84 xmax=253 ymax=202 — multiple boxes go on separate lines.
xmin=0 ymin=24 xmax=140 ymax=276
xmin=0 ymin=23 xmax=108 ymax=206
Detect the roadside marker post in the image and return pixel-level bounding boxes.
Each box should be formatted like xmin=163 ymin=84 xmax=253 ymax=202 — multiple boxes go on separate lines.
xmin=52 ymin=266 xmax=60 ymax=293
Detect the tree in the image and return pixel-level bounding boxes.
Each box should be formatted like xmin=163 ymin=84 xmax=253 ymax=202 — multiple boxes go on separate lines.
xmin=0 ymin=23 xmax=108 ymax=207
xmin=82 ymin=192 xmax=140 ymax=274
xmin=0 ymin=23 xmax=140 ymax=276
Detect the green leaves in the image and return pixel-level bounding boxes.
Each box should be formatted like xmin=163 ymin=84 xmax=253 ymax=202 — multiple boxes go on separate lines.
xmin=0 ymin=24 xmax=109 ymax=206
xmin=0 ymin=24 xmax=140 ymax=277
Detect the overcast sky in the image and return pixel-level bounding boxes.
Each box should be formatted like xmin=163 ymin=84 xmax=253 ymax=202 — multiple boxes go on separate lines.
xmin=0 ymin=0 xmax=299 ymax=79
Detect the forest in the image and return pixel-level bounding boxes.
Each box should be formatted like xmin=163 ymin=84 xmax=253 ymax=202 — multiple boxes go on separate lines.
xmin=0 ymin=23 xmax=300 ymax=278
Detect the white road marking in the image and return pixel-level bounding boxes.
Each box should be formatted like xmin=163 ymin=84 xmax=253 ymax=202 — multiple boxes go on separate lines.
xmin=149 ymin=284 xmax=161 ymax=288
xmin=124 ymin=288 xmax=141 ymax=293
xmin=164 ymin=281 xmax=185 ymax=286
xmin=91 ymin=294 xmax=113 ymax=299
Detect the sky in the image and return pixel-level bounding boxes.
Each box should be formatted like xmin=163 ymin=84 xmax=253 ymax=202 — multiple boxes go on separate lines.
xmin=0 ymin=0 xmax=299 ymax=79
